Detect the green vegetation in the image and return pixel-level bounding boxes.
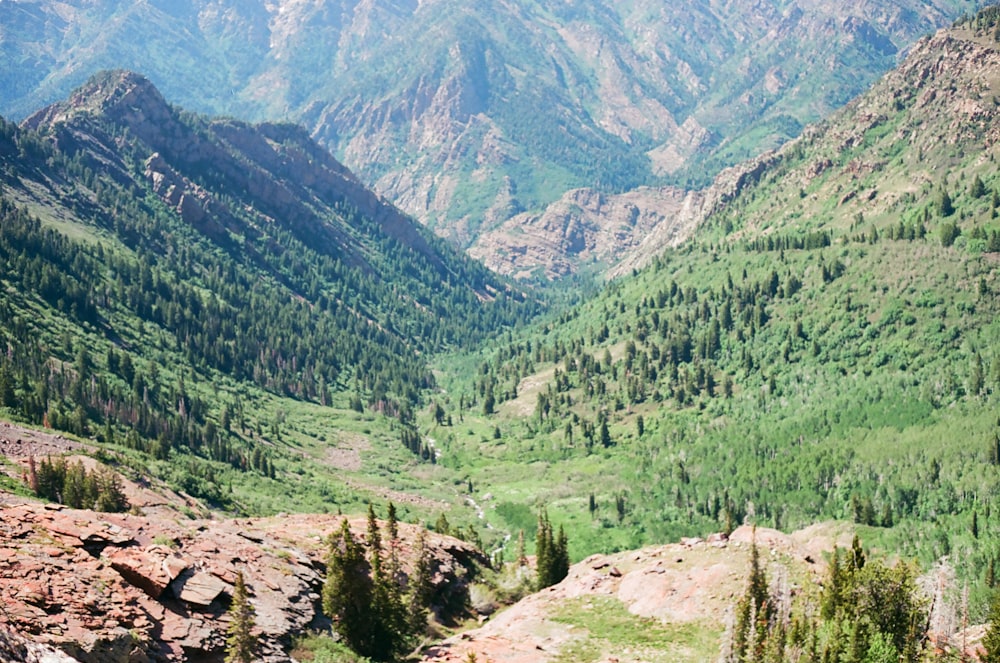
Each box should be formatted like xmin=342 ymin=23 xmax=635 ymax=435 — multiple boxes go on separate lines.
xmin=534 ymin=508 xmax=569 ymax=590
xmin=3 ymin=11 xmax=1000 ymax=661
xmin=29 ymin=456 xmax=129 ymax=512
xmin=322 ymin=505 xmax=433 ymax=661
xmin=550 ymin=596 xmax=716 ymax=663
xmin=0 ymin=79 xmax=539 ymax=516
xmin=291 ymin=634 xmax=372 ymax=663
xmin=423 ymin=9 xmax=1000 ymax=628
xmin=225 ymin=571 xmax=258 ymax=663
xmin=984 ymin=589 xmax=1000 ymax=662
xmin=723 ymin=535 xmax=928 ymax=663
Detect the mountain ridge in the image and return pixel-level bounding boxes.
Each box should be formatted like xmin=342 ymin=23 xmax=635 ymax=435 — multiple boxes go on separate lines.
xmin=0 ymin=0 xmax=985 ymax=271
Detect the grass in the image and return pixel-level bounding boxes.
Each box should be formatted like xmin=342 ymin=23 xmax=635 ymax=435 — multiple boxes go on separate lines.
xmin=550 ymin=597 xmax=719 ymax=663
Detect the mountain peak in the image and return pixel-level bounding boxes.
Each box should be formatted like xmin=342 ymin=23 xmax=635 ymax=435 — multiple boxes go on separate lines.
xmin=22 ymin=70 xmax=173 ymax=133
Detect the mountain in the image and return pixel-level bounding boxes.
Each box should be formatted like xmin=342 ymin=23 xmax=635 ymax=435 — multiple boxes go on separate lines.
xmin=2 ymin=9 xmax=1000 ymax=663
xmin=480 ymin=7 xmax=1000 ymax=279
xmin=0 ymin=0 xmax=985 ymax=259
xmin=428 ymin=9 xmax=1000 ymax=606
xmin=0 ymin=70 xmax=536 ymax=510
xmin=467 ymin=154 xmax=777 ymax=280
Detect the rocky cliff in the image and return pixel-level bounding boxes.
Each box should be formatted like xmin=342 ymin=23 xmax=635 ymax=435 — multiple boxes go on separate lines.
xmin=468 ymin=152 xmax=780 ymax=280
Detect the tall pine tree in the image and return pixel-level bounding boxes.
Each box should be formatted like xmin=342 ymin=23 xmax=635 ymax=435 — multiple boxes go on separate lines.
xmin=323 ymin=519 xmax=376 ymax=657
xmin=225 ymin=571 xmax=257 ymax=663
xmin=984 ymin=590 xmax=1000 ymax=663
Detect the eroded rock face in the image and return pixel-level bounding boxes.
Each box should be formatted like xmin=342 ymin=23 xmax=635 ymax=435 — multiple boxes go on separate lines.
xmin=468 ymin=150 xmax=781 ymax=280
xmin=0 ymin=500 xmax=487 ymax=662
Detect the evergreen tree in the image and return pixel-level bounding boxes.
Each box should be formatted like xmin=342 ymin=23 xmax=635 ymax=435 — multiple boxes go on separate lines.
xmin=971 ymin=174 xmax=987 ymax=198
xmin=407 ymin=526 xmax=433 ymax=637
xmin=366 ymin=504 xmax=407 ymax=661
xmin=0 ymin=366 xmax=15 ymax=408
xmin=534 ymin=509 xmax=570 ymax=590
xmin=225 ymin=570 xmax=257 ymax=663
xmin=94 ymin=466 xmax=129 ymax=513
xmin=599 ymin=419 xmax=612 ymax=448
xmin=323 ymin=519 xmax=376 ymax=657
xmin=939 ymin=189 xmax=955 ymax=217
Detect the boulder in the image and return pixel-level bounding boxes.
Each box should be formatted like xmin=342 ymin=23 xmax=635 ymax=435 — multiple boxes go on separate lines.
xmin=106 ymin=547 xmax=188 ymax=599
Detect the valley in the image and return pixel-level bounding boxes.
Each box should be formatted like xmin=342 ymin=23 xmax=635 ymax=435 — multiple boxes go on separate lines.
xmin=0 ymin=3 xmax=999 ymax=663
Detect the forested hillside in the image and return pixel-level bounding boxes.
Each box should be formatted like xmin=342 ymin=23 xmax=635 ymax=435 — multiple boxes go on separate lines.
xmin=3 ymin=7 xmax=1000 ymax=663
xmin=0 ymin=70 xmax=538 ymax=510
xmin=427 ymin=11 xmax=1000 ymax=621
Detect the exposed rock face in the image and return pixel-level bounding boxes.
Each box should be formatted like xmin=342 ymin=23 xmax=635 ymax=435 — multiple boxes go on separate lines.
xmin=0 ymin=499 xmax=487 ymax=663
xmin=470 ymin=150 xmax=781 ymax=280
xmin=0 ymin=626 xmax=79 ymax=663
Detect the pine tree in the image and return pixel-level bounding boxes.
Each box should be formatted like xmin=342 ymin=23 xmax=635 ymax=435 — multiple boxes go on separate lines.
xmin=94 ymin=466 xmax=129 ymax=513
xmin=971 ymin=175 xmax=987 ymax=198
xmin=599 ymin=419 xmax=612 ymax=448
xmin=820 ymin=547 xmax=843 ymax=620
xmin=939 ymin=188 xmax=955 ymax=217
xmin=535 ymin=510 xmax=569 ymax=590
xmin=323 ymin=519 xmax=376 ymax=657
xmin=386 ymin=501 xmax=400 ymax=578
xmin=225 ymin=571 xmax=257 ymax=663
xmin=407 ymin=526 xmax=433 ymax=637
xmin=365 ymin=504 xmax=407 ymax=661
xmin=535 ymin=511 xmax=552 ymax=590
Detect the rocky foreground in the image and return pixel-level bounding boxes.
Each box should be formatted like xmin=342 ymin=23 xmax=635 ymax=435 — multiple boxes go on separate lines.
xmin=0 ymin=497 xmax=485 ymax=662
xmin=421 ymin=525 xmax=840 ymax=663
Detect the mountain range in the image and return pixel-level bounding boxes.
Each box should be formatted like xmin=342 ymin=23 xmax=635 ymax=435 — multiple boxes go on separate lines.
xmin=0 ymin=0 xmax=987 ymax=278
xmin=0 ymin=3 xmax=999 ymax=663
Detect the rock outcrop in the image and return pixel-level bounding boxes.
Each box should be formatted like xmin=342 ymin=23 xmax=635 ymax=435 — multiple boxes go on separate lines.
xmin=469 ymin=150 xmax=781 ymax=280
xmin=422 ymin=525 xmax=833 ymax=663
xmin=0 ymin=499 xmax=487 ymax=662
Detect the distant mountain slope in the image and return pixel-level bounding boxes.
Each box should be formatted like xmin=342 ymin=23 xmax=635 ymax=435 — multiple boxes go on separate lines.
xmin=0 ymin=0 xmax=984 ymax=253
xmin=432 ymin=11 xmax=1000 ymax=601
xmin=477 ymin=10 xmax=1000 ymax=280
xmin=0 ymin=71 xmax=535 ymax=505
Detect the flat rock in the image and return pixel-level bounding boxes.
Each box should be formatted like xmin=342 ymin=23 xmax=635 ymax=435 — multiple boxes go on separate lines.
xmin=172 ymin=570 xmax=229 ymax=607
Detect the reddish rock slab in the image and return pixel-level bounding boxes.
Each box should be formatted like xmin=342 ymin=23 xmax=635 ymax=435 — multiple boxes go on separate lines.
xmin=106 ymin=546 xmax=188 ymax=599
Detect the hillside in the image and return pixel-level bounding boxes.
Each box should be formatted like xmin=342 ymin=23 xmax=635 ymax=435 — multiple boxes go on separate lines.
xmin=424 ymin=10 xmax=1000 ymax=624
xmin=0 ymin=0 xmax=984 ymax=263
xmin=0 ymin=70 xmax=537 ymax=514
xmin=0 ymin=477 xmax=487 ymax=662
